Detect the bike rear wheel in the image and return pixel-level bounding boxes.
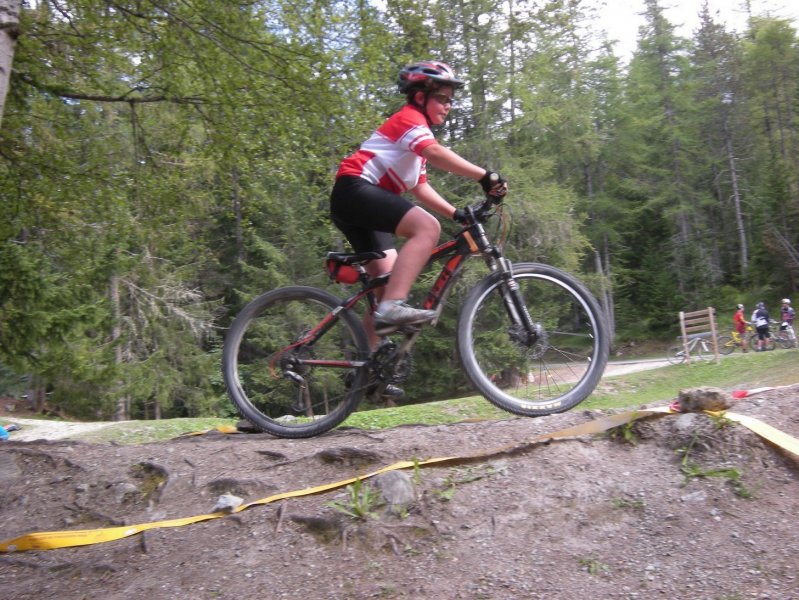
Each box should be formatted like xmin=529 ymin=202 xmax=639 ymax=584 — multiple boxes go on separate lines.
xmin=667 ymin=345 xmax=686 ymax=364
xmin=222 ymin=286 xmax=370 ymax=438
xmin=716 ymin=336 xmax=736 ymax=355
xmin=457 ymin=263 xmax=609 ymax=416
xmin=775 ymin=333 xmax=794 ymax=349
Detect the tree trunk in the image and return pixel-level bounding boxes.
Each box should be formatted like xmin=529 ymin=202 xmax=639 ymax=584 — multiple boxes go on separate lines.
xmin=0 ymin=0 xmax=22 ymax=129
xmin=110 ymin=274 xmax=129 ymax=421
xmin=723 ymin=118 xmax=748 ymax=275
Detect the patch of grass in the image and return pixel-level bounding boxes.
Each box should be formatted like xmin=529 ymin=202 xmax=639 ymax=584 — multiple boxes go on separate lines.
xmin=81 ymin=417 xmax=237 ymax=444
xmin=582 ymin=350 xmax=799 ymax=412
xmin=345 ymin=395 xmax=508 ymax=430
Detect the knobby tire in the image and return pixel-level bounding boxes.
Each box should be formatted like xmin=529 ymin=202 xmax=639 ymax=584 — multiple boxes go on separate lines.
xmin=456 ymin=263 xmax=610 ymax=416
xmin=222 ymin=286 xmax=370 ymax=438
xmin=716 ymin=336 xmax=736 ymax=355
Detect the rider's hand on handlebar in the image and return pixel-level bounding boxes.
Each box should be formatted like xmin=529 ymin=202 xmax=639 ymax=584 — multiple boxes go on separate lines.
xmin=452 ymin=208 xmax=469 ymax=224
xmin=479 ymin=170 xmax=508 ymax=198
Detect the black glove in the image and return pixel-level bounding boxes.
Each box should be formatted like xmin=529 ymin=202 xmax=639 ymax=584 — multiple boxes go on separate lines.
xmin=479 ymin=171 xmax=508 ymax=197
xmin=452 ymin=208 xmax=468 ymax=224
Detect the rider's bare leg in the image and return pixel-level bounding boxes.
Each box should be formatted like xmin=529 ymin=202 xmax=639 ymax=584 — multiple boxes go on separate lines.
xmin=382 ymin=206 xmax=440 ymax=302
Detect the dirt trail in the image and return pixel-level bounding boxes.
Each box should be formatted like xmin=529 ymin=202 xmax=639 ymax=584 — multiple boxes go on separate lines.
xmin=2 ymin=417 xmax=114 ymax=442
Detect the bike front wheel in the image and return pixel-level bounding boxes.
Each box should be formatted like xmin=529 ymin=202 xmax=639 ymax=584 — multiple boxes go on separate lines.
xmin=457 ymin=263 xmax=610 ymax=417
xmin=222 ymin=286 xmax=370 ymax=438
xmin=716 ymin=336 xmax=736 ymax=355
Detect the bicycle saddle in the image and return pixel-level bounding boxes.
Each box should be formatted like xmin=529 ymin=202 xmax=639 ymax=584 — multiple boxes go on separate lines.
xmin=325 ymin=251 xmax=386 ymax=265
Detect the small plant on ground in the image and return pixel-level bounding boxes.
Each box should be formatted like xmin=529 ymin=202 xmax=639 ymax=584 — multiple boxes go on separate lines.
xmin=676 ymin=431 xmax=753 ymax=498
xmin=612 ymin=497 xmax=645 ymax=510
xmin=578 ymin=557 xmax=609 ymax=576
xmin=431 ymin=464 xmax=502 ymax=501
xmin=709 ymin=412 xmax=734 ymax=429
xmin=327 ymin=478 xmax=382 ymax=520
xmin=605 ymin=413 xmax=640 ymax=445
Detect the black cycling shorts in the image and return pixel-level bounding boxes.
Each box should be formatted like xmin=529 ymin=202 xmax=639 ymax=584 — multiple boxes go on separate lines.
xmin=330 ymin=176 xmax=414 ymax=253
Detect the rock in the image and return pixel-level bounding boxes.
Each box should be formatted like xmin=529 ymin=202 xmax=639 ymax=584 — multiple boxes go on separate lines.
xmin=673 ymin=413 xmax=699 ymax=431
xmin=374 ymin=470 xmax=415 ymax=510
xmin=677 ymin=387 xmax=733 ymax=412
xmin=212 ymin=493 xmax=244 ymax=513
xmin=114 ymin=482 xmax=139 ymax=503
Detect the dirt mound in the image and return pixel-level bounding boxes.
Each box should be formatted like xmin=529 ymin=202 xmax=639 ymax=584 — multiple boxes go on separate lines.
xmin=1 ymin=387 xmax=798 ymax=599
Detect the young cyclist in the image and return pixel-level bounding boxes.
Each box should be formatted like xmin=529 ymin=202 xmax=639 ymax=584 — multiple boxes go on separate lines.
xmin=779 ymin=298 xmax=796 ymax=345
xmin=751 ymin=302 xmax=770 ymax=351
xmin=733 ymin=304 xmax=750 ymax=352
xmin=330 ymin=60 xmax=507 ymax=348
xmin=780 ymin=298 xmax=795 ymax=326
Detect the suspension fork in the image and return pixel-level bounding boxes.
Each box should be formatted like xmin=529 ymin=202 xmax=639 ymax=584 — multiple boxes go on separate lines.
xmin=486 ymin=251 xmax=540 ymax=344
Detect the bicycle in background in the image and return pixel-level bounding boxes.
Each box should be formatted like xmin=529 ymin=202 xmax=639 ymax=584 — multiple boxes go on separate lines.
xmin=667 ymin=333 xmax=718 ymax=364
xmin=717 ymin=325 xmax=755 ymax=355
xmin=772 ymin=319 xmax=797 ymax=349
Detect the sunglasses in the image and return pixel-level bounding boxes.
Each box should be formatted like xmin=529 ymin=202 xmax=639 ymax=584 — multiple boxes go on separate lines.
xmin=430 ymin=92 xmax=455 ymax=106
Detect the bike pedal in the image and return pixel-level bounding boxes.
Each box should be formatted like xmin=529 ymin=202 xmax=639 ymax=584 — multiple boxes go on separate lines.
xmin=396 ymin=324 xmax=422 ymax=334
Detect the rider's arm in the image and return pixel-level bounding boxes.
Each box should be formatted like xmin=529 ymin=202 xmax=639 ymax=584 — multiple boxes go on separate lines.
xmin=411 ymin=181 xmax=458 ymax=219
xmin=421 ymin=143 xmax=486 ymax=181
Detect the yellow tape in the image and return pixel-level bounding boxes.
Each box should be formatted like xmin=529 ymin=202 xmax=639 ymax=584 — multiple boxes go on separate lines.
xmin=718 ymin=411 xmax=799 ymax=457
xmin=2 ymin=406 xmax=795 ymax=553
xmin=180 ymin=425 xmax=241 ymax=437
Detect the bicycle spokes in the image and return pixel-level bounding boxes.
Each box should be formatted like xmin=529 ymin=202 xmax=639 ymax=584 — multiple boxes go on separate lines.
xmin=229 ymin=292 xmax=368 ymax=433
xmin=459 ymin=264 xmax=607 ymax=414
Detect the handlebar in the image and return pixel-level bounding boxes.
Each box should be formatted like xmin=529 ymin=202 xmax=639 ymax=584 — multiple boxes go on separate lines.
xmin=462 ymin=193 xmax=503 ymax=224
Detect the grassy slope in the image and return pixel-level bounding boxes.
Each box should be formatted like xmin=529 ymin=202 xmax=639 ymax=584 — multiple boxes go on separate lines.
xmin=3 ymin=350 xmax=798 ymax=444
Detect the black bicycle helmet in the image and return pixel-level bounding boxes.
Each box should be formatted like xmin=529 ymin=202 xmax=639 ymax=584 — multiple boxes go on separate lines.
xmin=398 ymin=60 xmax=465 ymax=94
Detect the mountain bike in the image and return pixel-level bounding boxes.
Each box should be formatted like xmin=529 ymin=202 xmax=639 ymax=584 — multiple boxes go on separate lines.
xmin=666 ymin=333 xmax=718 ymax=364
xmin=716 ymin=325 xmax=754 ymax=355
xmin=222 ymin=191 xmax=610 ymax=438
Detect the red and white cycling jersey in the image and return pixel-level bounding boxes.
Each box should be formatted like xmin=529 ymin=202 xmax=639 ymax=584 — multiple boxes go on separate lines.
xmin=336 ymin=104 xmax=438 ymax=194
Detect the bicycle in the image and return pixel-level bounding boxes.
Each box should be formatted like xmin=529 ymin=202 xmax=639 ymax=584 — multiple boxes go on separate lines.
xmin=222 ymin=190 xmax=610 ymax=438
xmin=716 ymin=325 xmax=754 ymax=355
xmin=666 ymin=333 xmax=718 ymax=364
xmin=749 ymin=321 xmax=776 ymax=351
xmin=772 ymin=319 xmax=797 ymax=349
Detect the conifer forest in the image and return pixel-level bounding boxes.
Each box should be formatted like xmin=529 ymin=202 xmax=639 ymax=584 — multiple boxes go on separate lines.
xmin=1 ymin=0 xmax=798 ymax=419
